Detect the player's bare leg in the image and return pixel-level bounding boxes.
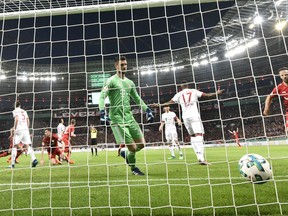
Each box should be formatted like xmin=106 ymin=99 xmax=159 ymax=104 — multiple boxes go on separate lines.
xmin=0 ymin=151 xmax=9 ymax=160
xmin=9 ymin=144 xmax=19 ymax=168
xmin=237 ymin=140 xmax=242 ymax=148
xmin=65 ymin=147 xmax=74 ymax=164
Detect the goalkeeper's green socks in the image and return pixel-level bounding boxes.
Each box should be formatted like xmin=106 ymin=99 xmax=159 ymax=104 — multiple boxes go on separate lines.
xmin=127 ymin=150 xmax=136 ymax=170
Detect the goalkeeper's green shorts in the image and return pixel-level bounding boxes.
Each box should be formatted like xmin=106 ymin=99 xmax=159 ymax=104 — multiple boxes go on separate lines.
xmin=111 ymin=122 xmax=144 ymax=144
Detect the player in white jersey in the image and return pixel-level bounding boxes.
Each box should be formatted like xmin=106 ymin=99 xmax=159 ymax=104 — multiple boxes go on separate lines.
xmin=158 ymin=81 xmax=223 ymax=165
xmin=10 ymin=101 xmax=38 ymax=168
xmin=57 ymin=118 xmax=65 ymax=147
xmin=159 ymin=106 xmax=183 ymax=159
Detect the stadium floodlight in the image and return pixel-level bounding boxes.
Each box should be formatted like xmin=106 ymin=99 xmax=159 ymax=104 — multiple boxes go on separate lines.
xmin=0 ymin=75 xmax=6 ymax=80
xmin=275 ymin=20 xmax=287 ymax=30
xmin=17 ymin=76 xmax=28 ymax=81
xmin=192 ymin=62 xmax=199 ymax=67
xmin=200 ymin=59 xmax=209 ymax=65
xmin=246 ymin=39 xmax=259 ymax=47
xmin=141 ymin=69 xmax=155 ymax=75
xmin=162 ymin=68 xmax=170 ymax=72
xmin=225 ymin=39 xmax=259 ymax=58
xmin=253 ymin=16 xmax=263 ymax=24
xmin=275 ymin=0 xmax=284 ymax=6
xmin=249 ymin=23 xmax=255 ymax=29
xmin=210 ymin=56 xmax=218 ymax=62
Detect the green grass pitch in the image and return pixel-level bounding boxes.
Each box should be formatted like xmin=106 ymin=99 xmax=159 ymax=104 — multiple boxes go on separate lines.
xmin=0 ymin=145 xmax=287 ymax=216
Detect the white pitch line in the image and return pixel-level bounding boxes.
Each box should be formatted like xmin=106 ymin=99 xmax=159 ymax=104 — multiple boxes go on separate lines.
xmin=0 ymin=176 xmax=287 ymax=187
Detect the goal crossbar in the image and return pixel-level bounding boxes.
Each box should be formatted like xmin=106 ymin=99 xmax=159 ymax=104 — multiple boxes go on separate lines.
xmin=0 ymin=0 xmax=231 ymax=20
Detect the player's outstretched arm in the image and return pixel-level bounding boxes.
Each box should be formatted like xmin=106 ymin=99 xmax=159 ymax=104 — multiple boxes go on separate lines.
xmin=8 ymin=127 xmax=14 ymax=139
xmin=14 ymin=116 xmax=19 ymax=132
xmin=174 ymin=116 xmax=182 ymax=126
xmin=263 ymin=95 xmax=273 ymax=116
xmin=202 ymin=89 xmax=224 ymax=97
xmin=151 ymin=99 xmax=175 ymax=108
xmin=159 ymin=122 xmax=164 ymax=132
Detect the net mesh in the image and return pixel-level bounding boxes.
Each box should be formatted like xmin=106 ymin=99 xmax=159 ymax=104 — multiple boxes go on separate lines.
xmin=0 ymin=0 xmax=288 ymax=215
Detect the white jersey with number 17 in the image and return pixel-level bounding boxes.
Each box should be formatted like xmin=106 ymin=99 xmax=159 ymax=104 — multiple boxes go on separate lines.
xmin=172 ymin=88 xmax=203 ymax=120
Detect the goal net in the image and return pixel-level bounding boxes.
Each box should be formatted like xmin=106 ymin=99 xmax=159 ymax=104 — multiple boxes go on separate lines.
xmin=0 ymin=0 xmax=287 ymax=215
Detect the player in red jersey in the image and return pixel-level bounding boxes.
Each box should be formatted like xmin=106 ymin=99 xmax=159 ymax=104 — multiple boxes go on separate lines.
xmin=264 ymin=67 xmax=288 ymax=129
xmin=41 ymin=128 xmax=67 ymax=165
xmin=228 ymin=128 xmax=242 ymax=148
xmin=1 ymin=128 xmax=24 ymax=163
xmin=62 ymin=119 xmax=76 ymax=164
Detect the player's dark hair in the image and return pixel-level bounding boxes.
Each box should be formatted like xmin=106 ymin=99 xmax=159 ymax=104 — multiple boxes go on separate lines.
xmin=115 ymin=56 xmax=126 ymax=63
xmin=45 ymin=127 xmax=52 ymax=132
xmin=278 ymin=67 xmax=288 ymax=73
xmin=59 ymin=118 xmax=63 ymax=123
xmin=15 ymin=101 xmax=21 ymax=108
xmin=71 ymin=119 xmax=76 ymax=124
xmin=181 ymin=80 xmax=189 ymax=88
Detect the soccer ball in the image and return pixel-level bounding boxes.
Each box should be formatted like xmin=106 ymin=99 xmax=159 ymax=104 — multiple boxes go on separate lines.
xmin=238 ymin=154 xmax=272 ymax=184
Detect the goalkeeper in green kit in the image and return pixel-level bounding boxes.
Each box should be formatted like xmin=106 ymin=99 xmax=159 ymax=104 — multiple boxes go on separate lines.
xmin=99 ymin=56 xmax=154 ymax=176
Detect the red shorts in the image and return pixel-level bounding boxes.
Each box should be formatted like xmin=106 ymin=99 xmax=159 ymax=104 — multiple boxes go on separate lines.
xmin=47 ymin=147 xmax=62 ymax=159
xmin=62 ymin=137 xmax=70 ymax=147
xmin=63 ymin=146 xmax=70 ymax=153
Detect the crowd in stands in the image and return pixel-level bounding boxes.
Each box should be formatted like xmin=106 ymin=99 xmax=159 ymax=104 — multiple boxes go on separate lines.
xmin=0 ymin=97 xmax=287 ymax=152
xmin=0 ymin=74 xmax=286 ymax=150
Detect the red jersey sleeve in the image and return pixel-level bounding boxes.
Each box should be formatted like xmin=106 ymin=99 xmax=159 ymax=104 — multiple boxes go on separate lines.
xmin=270 ymin=86 xmax=278 ymax=98
xmin=64 ymin=125 xmax=75 ymax=136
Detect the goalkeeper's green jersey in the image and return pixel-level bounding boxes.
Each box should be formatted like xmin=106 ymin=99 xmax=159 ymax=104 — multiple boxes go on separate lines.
xmin=99 ymin=74 xmax=148 ymax=124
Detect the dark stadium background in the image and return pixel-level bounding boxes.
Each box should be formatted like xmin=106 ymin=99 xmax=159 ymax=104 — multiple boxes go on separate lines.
xmin=0 ymin=0 xmax=287 ymax=150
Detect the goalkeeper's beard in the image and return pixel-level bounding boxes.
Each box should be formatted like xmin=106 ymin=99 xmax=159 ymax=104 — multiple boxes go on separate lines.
xmin=118 ymin=70 xmax=126 ymax=77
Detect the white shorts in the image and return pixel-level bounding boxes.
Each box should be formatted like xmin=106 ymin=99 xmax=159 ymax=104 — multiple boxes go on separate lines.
xmin=183 ymin=116 xmax=204 ymax=135
xmin=14 ymin=129 xmax=31 ymax=145
xmin=165 ymin=129 xmax=178 ymax=143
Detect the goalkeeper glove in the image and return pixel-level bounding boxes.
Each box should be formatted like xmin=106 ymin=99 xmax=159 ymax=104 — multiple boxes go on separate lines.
xmin=146 ymin=108 xmax=154 ymax=123
xmin=100 ymin=110 xmax=110 ymax=125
